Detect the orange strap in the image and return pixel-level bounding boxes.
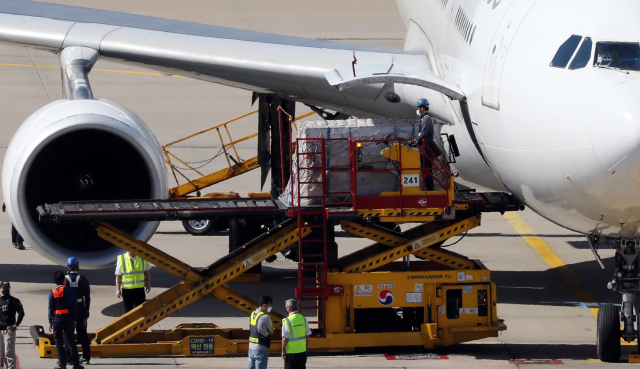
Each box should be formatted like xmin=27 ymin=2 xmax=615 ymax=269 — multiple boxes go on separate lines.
xmin=54 ymin=309 xmax=69 ymax=315
xmin=52 ymin=286 xmax=65 ymax=298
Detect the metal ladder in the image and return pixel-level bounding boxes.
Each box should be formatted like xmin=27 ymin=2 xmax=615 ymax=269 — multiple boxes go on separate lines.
xmin=294 ymin=137 xmax=329 ymax=336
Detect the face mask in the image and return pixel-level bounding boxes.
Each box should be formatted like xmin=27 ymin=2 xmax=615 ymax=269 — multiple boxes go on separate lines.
xmin=1 ymin=289 xmax=9 ymax=296
xmin=266 ymin=306 xmax=272 ymax=313
xmin=416 ymin=109 xmax=421 ymax=116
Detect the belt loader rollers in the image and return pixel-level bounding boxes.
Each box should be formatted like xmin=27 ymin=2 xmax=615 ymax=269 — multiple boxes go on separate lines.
xmin=31 ymin=135 xmax=523 ymax=358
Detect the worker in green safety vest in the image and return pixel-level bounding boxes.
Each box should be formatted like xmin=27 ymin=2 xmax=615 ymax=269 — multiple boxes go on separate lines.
xmin=115 ymin=251 xmax=152 ymax=313
xmin=281 ymin=298 xmax=311 ymax=369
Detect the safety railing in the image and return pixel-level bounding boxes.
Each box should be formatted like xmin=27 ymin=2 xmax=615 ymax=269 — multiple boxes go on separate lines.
xmin=288 ymin=136 xmax=454 ymax=212
xmin=163 ymin=109 xmax=315 ymax=198
xmin=162 ymin=110 xmax=259 ymax=198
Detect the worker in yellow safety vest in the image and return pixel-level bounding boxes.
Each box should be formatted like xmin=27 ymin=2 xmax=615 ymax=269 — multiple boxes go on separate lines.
xmin=248 ymin=294 xmax=274 ymax=369
xmin=281 ymin=298 xmax=311 ymax=369
xmin=115 ymin=251 xmax=152 ymax=313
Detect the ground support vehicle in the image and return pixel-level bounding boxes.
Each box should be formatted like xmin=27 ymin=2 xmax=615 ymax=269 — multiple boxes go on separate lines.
xmin=32 ymin=121 xmax=523 ymax=358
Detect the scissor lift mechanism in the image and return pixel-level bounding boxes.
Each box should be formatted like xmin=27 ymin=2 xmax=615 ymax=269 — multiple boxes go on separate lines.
xmin=31 ymin=133 xmax=523 ymax=358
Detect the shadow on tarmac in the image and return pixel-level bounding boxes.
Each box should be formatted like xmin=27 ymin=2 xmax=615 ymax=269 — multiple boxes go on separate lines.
xmin=465 ymin=233 xmax=584 ymax=238
xmin=0 ymin=261 xmax=292 ymax=288
xmin=494 ymin=255 xmax=619 ymax=306
xmin=0 ymin=262 xmax=302 ymax=319
xmin=99 ymin=266 xmax=299 ymax=318
xmin=0 ymin=254 xmax=624 ymax=318
xmin=567 ymin=240 xmax=592 ymax=249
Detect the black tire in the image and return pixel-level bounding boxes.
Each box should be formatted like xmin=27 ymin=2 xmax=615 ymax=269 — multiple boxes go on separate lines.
xmin=597 ymin=304 xmax=621 ymax=362
xmin=182 ymin=219 xmax=215 ymax=235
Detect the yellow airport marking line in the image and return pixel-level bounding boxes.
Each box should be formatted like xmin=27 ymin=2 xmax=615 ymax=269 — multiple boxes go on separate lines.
xmin=503 ymin=212 xmax=599 ymax=318
xmin=0 ymin=62 xmax=181 ymax=77
xmin=503 ymin=213 xmax=639 ymax=358
xmin=580 ymin=358 xmax=601 ymax=363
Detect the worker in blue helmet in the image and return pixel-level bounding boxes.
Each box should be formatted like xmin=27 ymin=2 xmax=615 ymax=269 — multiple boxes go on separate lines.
xmin=64 ymin=257 xmax=91 ymax=364
xmin=416 ymin=98 xmax=436 ymax=190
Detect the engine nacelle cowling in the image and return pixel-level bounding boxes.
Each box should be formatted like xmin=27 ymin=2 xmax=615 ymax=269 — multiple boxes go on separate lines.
xmin=2 ymin=99 xmax=167 ymax=269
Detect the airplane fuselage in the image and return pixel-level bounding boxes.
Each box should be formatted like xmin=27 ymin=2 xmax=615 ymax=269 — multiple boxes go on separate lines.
xmin=397 ymin=0 xmax=640 ymax=238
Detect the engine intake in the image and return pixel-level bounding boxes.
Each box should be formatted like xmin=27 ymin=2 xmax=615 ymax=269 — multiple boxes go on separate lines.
xmin=3 ymin=99 xmax=167 ymax=269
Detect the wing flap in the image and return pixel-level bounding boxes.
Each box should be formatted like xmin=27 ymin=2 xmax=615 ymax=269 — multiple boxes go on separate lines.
xmin=325 ymin=64 xmax=465 ymax=101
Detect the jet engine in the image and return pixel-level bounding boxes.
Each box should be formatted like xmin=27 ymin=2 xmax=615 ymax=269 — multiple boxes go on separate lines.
xmin=2 ymin=99 xmax=167 ymax=269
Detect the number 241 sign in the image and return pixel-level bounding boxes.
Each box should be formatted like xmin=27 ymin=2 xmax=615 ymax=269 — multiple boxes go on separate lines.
xmin=402 ymin=174 xmax=419 ymax=187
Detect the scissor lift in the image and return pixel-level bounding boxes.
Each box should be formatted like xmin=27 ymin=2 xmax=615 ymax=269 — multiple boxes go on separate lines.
xmin=32 ymin=125 xmax=523 ymax=357
xmin=32 ymin=218 xmax=310 ymax=356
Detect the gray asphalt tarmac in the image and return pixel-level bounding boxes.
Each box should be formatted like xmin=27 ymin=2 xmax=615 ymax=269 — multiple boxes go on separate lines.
xmin=0 ymin=1 xmax=634 ymax=368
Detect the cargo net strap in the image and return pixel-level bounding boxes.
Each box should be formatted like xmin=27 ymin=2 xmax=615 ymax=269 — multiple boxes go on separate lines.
xmin=280 ymin=119 xmax=451 ymax=207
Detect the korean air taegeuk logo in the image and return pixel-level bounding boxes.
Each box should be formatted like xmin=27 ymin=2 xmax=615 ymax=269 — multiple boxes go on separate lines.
xmin=378 ymin=289 xmax=394 ymax=305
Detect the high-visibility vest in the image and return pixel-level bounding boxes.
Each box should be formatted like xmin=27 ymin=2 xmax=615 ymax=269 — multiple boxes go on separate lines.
xmin=118 ymin=254 xmax=147 ymax=289
xmin=51 ymin=286 xmax=70 ymax=316
xmin=249 ymin=311 xmax=271 ymax=347
xmin=283 ymin=313 xmax=308 ymax=354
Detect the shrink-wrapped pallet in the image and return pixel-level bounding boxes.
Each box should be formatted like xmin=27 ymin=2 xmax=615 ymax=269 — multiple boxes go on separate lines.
xmin=280 ymin=118 xmax=427 ymax=207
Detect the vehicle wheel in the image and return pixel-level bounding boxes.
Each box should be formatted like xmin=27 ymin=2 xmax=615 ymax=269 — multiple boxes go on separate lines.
xmin=597 ymin=303 xmax=621 ymax=362
xmin=182 ymin=219 xmax=215 ymax=235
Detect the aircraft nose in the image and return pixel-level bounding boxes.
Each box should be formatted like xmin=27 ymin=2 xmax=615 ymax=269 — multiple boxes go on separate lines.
xmin=591 ymin=81 xmax=640 ymax=183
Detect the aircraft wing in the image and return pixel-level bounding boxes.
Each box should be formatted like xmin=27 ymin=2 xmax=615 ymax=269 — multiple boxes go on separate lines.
xmin=0 ymin=0 xmax=464 ymax=115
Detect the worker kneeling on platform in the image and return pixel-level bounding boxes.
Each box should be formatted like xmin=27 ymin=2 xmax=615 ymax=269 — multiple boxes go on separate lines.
xmin=115 ymin=251 xmax=152 ymax=313
xmin=248 ymin=294 xmax=274 ymax=369
xmin=281 ymin=299 xmax=311 ymax=369
xmin=0 ymin=281 xmax=25 ymax=369
xmin=49 ymin=271 xmax=83 ymax=369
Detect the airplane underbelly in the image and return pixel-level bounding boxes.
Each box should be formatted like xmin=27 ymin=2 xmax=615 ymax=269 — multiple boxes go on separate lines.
xmin=487 ymin=144 xmax=640 ymax=237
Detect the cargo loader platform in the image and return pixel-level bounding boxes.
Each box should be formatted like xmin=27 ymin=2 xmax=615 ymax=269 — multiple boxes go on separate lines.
xmin=37 ymin=197 xmax=287 ymax=223
xmin=37 ymin=189 xmax=520 ymax=224
xmin=31 ymin=126 xmax=523 ymax=358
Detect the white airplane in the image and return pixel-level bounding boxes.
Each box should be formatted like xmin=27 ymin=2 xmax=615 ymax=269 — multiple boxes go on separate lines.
xmin=0 ymin=0 xmax=637 ymax=360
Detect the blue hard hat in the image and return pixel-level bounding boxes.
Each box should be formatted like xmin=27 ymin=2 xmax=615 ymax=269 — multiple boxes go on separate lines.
xmin=67 ymin=257 xmax=79 ymax=266
xmin=417 ymin=98 xmax=429 ymax=107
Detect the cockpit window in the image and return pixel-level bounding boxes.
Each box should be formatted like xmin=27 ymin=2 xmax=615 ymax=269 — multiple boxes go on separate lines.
xmin=569 ymin=37 xmax=592 ymax=70
xmin=595 ymin=42 xmax=640 ymax=71
xmin=550 ymin=35 xmax=582 ymax=68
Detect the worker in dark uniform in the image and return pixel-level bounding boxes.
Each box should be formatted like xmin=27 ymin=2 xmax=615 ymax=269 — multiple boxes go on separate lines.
xmin=0 ymin=281 xmax=25 ymax=369
xmin=65 ymin=257 xmax=91 ymax=364
xmin=416 ymin=98 xmax=435 ymax=191
xmin=10 ymin=225 xmax=24 ymax=250
xmin=1 ymin=203 xmax=24 ymax=250
xmin=49 ymin=271 xmax=83 ymax=369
